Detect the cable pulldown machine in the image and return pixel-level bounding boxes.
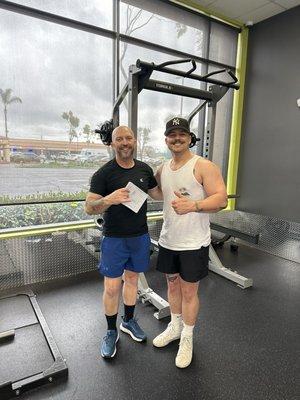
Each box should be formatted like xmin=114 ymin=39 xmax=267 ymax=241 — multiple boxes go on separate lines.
xmin=95 ymin=59 xmax=254 ymax=319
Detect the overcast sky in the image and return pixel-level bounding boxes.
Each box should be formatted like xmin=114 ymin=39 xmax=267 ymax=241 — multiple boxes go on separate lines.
xmin=0 ymin=1 xmax=233 ymax=151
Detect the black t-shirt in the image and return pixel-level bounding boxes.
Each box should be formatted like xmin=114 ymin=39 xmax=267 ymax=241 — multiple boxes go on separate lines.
xmin=89 ymin=158 xmax=157 ymax=237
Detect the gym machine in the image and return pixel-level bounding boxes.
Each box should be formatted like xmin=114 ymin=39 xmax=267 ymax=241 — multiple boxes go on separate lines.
xmin=95 ymin=59 xmax=255 ymax=319
xmin=0 ymin=289 xmax=68 ymax=399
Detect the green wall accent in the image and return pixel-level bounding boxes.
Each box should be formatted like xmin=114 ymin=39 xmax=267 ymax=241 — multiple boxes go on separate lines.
xmin=226 ymin=27 xmax=249 ymax=210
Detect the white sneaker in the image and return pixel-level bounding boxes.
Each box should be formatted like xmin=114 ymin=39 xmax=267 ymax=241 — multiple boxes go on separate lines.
xmin=153 ymin=323 xmax=182 ymax=348
xmin=175 ymin=335 xmax=193 ymax=368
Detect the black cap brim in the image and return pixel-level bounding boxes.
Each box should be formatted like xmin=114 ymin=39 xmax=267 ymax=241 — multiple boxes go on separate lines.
xmin=164 ymin=126 xmax=190 ymax=136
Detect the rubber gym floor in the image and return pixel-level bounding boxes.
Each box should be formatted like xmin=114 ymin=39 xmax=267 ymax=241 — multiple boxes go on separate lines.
xmin=0 ymin=243 xmax=299 ymax=400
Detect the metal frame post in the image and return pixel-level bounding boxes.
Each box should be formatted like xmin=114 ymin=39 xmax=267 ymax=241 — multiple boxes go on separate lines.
xmin=203 ymin=100 xmax=216 ymax=159
xmin=128 ymin=65 xmax=140 ymax=149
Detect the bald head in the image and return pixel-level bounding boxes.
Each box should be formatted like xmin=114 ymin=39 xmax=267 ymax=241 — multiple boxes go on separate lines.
xmin=111 ymin=125 xmax=136 ymax=162
xmin=111 ymin=126 xmax=135 ymax=142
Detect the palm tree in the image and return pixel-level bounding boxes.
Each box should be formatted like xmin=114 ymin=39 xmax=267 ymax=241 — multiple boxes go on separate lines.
xmin=82 ymin=124 xmax=96 ymax=143
xmin=61 ymin=111 xmax=80 ymax=151
xmin=0 ymin=88 xmax=22 ymax=138
xmin=137 ymin=127 xmax=151 ymax=160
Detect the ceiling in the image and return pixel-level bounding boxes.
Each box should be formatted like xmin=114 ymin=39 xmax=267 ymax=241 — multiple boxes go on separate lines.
xmin=190 ymin=0 xmax=300 ymax=24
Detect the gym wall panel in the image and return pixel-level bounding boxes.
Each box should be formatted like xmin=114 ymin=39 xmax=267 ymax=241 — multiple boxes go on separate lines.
xmin=237 ymin=6 xmax=300 ymax=223
xmin=0 ymin=216 xmax=163 ymax=290
xmin=0 ymin=228 xmax=99 ymax=290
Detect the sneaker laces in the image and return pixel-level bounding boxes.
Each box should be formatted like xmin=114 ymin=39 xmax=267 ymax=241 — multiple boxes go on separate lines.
xmin=161 ymin=322 xmax=179 ymax=337
xmin=178 ymin=336 xmax=193 ymax=354
xmin=128 ymin=317 xmax=143 ymax=333
xmin=104 ymin=330 xmax=116 ymax=343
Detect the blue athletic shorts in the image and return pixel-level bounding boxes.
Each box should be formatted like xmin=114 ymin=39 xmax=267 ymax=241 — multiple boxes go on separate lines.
xmin=99 ymin=233 xmax=151 ymax=278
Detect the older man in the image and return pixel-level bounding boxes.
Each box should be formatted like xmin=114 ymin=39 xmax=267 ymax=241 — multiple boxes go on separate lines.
xmin=85 ymin=126 xmax=161 ymax=359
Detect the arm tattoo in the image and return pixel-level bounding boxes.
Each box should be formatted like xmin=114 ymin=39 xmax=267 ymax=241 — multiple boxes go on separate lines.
xmin=88 ymin=198 xmax=106 ymax=212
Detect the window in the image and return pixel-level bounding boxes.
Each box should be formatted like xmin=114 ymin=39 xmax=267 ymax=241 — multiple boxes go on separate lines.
xmin=0 ymin=10 xmax=112 ymax=207
xmin=121 ymin=0 xmax=209 ymax=57
xmin=10 ymin=0 xmax=113 ymax=29
xmin=0 ymin=0 xmax=239 ymax=227
xmin=209 ymin=21 xmax=238 ymax=66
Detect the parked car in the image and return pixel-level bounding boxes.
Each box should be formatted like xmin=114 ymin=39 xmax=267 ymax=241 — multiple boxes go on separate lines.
xmin=87 ymin=154 xmax=106 ymax=162
xmin=64 ymin=153 xmax=78 ymax=161
xmin=77 ymin=153 xmax=107 ymax=163
xmin=10 ymin=151 xmax=23 ymax=161
xmin=54 ymin=152 xmax=70 ymax=161
xmin=11 ymin=152 xmax=43 ymax=163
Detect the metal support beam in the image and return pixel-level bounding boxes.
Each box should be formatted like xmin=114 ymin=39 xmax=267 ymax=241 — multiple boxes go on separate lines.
xmin=128 ymin=65 xmax=139 ymax=153
xmin=144 ymin=79 xmax=213 ymax=101
xmin=203 ymin=101 xmax=216 ymax=159
xmin=209 ymin=246 xmax=253 ymax=289
xmin=112 ymin=0 xmax=120 ymax=103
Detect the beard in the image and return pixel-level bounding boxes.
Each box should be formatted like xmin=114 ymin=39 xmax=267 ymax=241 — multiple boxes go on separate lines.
xmin=116 ymin=146 xmax=134 ymax=160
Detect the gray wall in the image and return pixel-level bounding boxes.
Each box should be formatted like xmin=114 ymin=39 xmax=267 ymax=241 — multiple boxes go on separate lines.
xmin=237 ymin=6 xmax=300 ymax=223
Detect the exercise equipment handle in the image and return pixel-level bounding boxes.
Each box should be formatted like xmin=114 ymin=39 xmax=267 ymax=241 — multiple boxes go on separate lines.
xmin=155 ymin=59 xmax=197 ymax=76
xmin=201 ymin=68 xmax=238 ymax=85
xmin=136 ymin=59 xmax=239 ymax=89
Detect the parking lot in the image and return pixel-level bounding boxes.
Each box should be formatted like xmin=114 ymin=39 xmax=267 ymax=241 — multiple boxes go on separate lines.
xmin=0 ymin=164 xmax=95 ymax=197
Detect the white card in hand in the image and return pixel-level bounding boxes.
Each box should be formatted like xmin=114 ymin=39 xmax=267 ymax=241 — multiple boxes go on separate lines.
xmin=122 ymin=181 xmax=148 ymax=213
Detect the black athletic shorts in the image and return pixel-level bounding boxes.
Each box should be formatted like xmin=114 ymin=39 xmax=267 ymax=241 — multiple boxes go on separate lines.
xmin=156 ymin=244 xmax=209 ymax=283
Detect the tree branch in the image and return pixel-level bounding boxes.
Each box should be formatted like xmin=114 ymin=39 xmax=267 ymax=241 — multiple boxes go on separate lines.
xmin=130 ymin=15 xmax=154 ymax=34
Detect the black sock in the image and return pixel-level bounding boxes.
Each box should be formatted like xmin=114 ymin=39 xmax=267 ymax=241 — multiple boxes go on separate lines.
xmin=124 ymin=304 xmax=135 ymax=322
xmin=105 ymin=314 xmax=117 ymax=331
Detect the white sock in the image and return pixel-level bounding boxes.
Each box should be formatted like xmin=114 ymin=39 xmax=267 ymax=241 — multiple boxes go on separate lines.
xmin=181 ymin=322 xmax=194 ymax=337
xmin=171 ymin=313 xmax=182 ymax=329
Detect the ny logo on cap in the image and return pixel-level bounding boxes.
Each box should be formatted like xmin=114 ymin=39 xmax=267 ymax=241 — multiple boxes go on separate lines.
xmin=172 ymin=118 xmax=180 ymax=126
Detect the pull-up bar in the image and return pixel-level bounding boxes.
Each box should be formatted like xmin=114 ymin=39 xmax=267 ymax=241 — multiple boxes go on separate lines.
xmin=136 ymin=59 xmax=239 ymax=90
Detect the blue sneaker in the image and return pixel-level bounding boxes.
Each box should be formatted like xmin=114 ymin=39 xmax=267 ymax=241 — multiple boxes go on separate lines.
xmin=100 ymin=330 xmax=119 ymax=358
xmin=120 ymin=317 xmax=147 ymax=342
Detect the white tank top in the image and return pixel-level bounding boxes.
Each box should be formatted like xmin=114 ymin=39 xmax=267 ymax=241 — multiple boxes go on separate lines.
xmin=159 ymin=155 xmax=211 ymax=250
